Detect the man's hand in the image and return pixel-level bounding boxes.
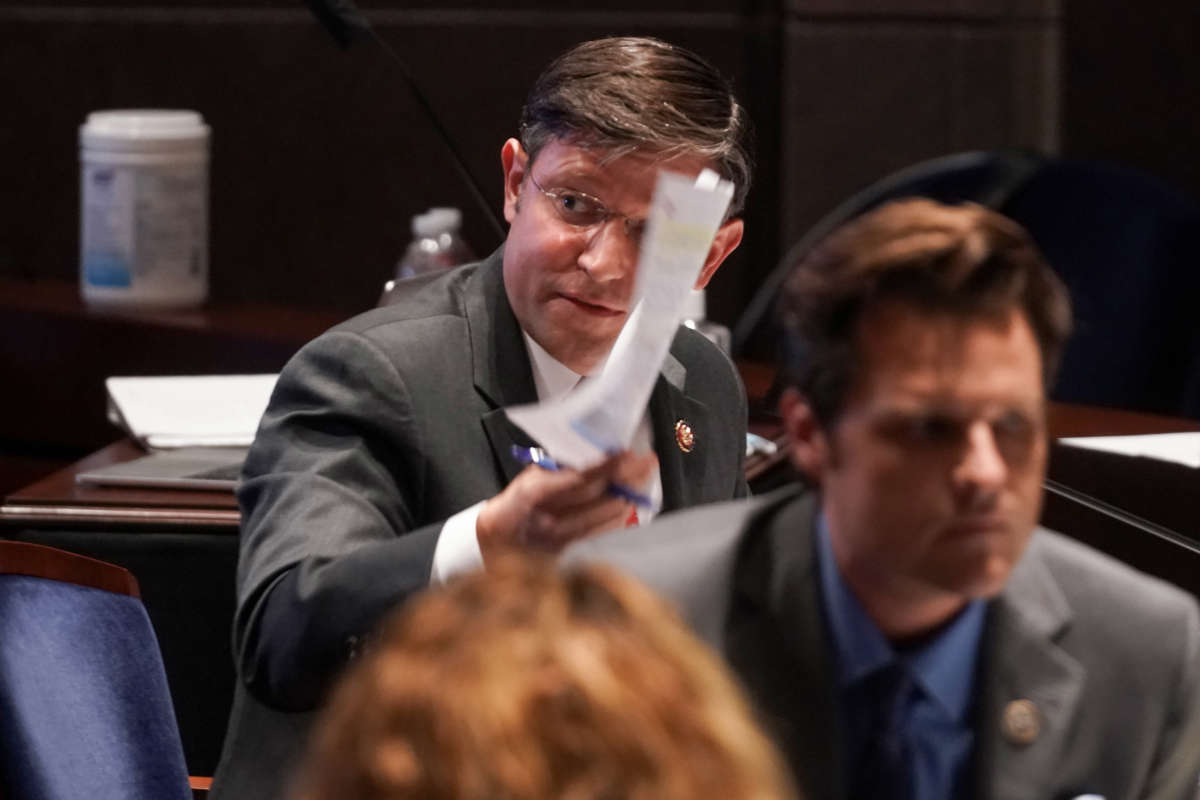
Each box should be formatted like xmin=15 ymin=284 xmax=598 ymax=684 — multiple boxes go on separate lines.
xmin=476 ymin=450 xmax=657 ymax=561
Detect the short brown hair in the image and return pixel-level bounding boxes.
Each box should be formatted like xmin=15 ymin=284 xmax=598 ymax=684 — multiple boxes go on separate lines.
xmin=294 ymin=556 xmax=795 ymax=800
xmin=520 ymin=36 xmax=754 ymax=215
xmin=778 ymin=198 xmax=1072 ymax=425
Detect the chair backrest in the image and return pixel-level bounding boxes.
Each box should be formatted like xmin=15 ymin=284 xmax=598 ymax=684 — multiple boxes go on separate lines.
xmin=0 ymin=540 xmax=192 ymax=800
xmin=1003 ymin=159 xmax=1200 ymax=417
xmin=735 ymin=151 xmax=1200 ymax=419
xmin=733 ymin=150 xmax=1046 ymax=361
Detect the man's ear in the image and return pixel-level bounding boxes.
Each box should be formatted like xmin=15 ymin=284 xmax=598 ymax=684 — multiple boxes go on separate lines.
xmin=779 ymin=387 xmax=830 ymax=484
xmin=501 ymin=138 xmax=528 ymax=224
xmin=693 ymin=217 xmax=744 ymax=290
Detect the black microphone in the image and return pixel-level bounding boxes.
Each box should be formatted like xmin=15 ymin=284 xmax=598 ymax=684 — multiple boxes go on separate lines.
xmin=300 ymin=0 xmax=507 ymax=243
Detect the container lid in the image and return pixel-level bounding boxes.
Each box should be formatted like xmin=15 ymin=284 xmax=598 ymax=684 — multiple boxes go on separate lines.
xmin=80 ymin=110 xmax=210 ymax=152
xmin=412 ymin=207 xmax=462 ymax=237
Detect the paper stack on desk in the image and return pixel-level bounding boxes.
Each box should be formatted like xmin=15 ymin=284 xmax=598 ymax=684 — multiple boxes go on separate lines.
xmin=1057 ymin=432 xmax=1200 ymax=469
xmin=106 ymin=374 xmax=278 ymax=449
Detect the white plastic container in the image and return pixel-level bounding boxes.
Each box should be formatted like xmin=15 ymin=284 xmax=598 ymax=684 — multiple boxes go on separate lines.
xmin=79 ymin=110 xmax=210 ymax=308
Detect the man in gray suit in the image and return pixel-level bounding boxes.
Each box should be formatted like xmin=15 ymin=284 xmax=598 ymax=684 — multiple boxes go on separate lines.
xmin=211 ymin=37 xmax=752 ymax=798
xmin=568 ymin=198 xmax=1200 ymax=800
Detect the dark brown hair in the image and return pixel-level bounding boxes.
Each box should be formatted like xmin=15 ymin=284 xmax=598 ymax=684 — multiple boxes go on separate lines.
xmin=520 ymin=37 xmax=754 ymax=215
xmin=778 ymin=197 xmax=1072 ymax=425
xmin=294 ymin=556 xmax=795 ymax=800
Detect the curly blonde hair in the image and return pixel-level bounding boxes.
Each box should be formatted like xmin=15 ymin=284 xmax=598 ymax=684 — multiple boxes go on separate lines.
xmin=294 ymin=556 xmax=795 ymax=800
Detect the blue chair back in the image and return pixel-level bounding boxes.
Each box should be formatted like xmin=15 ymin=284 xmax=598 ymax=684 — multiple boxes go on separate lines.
xmin=735 ymin=151 xmax=1200 ymax=419
xmin=0 ymin=540 xmax=192 ymax=800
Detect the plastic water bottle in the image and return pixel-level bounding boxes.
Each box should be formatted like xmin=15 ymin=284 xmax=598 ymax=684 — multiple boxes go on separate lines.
xmin=397 ymin=208 xmax=474 ymax=277
xmin=380 ymin=208 xmax=474 ymax=305
xmin=680 ymin=289 xmax=731 ymax=354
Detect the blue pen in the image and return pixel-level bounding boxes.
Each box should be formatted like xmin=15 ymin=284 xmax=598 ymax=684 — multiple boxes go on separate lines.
xmin=511 ymin=445 xmax=654 ymax=508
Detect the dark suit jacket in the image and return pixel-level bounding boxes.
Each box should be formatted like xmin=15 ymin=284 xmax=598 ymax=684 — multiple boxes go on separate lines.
xmin=210 ymin=249 xmax=748 ymax=798
xmin=566 ymin=486 xmax=1200 ymax=800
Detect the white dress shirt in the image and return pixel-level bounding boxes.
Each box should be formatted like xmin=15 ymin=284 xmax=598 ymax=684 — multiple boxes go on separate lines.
xmin=430 ymin=333 xmax=661 ymax=583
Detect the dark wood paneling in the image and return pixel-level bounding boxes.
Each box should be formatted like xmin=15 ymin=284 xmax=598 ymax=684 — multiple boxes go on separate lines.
xmin=0 ymin=279 xmax=343 ymax=451
xmin=778 ymin=18 xmax=1058 ymax=247
xmin=787 ymin=0 xmax=1059 ymax=17
xmin=0 ymin=5 xmax=770 ymax=325
xmin=1061 ymin=0 xmax=1200 ymax=203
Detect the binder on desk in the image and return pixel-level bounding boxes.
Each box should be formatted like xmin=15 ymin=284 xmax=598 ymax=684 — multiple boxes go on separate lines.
xmin=105 ymin=374 xmax=278 ymax=449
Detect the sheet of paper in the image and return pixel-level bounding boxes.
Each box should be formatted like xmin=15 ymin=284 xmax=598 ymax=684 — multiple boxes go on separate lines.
xmin=1057 ymin=432 xmax=1200 ymax=469
xmin=106 ymin=374 xmax=278 ymax=449
xmin=505 ymin=169 xmax=734 ymax=469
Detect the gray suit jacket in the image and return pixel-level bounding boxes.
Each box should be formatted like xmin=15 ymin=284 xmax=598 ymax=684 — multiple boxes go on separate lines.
xmin=210 ymin=249 xmax=748 ymax=798
xmin=565 ymin=486 xmax=1200 ymax=800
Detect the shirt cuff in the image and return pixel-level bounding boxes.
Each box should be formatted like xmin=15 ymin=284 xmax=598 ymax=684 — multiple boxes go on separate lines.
xmin=430 ymin=501 xmax=486 ymax=584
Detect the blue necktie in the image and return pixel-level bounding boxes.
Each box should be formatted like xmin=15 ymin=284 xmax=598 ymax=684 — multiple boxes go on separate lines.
xmin=850 ymin=661 xmax=916 ymax=800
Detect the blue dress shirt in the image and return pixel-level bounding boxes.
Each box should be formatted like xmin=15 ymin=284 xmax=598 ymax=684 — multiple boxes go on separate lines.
xmin=814 ymin=517 xmax=988 ymax=800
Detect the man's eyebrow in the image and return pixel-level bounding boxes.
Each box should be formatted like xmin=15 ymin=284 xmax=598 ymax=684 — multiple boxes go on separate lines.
xmin=545 ymin=171 xmax=607 ymax=192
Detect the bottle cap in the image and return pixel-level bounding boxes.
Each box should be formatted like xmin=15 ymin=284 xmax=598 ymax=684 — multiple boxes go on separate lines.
xmin=412 ymin=207 xmax=462 ymax=237
xmin=80 ymin=110 xmax=209 ymax=153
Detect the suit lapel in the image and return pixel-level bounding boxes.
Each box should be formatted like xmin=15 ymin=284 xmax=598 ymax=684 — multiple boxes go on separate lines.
xmin=463 ymin=250 xmax=539 ymax=484
xmin=466 ymin=267 xmax=714 ymax=494
xmin=974 ymin=536 xmax=1084 ymax=800
xmin=727 ymin=493 xmax=842 ymax=800
xmin=649 ymin=350 xmax=716 ymax=511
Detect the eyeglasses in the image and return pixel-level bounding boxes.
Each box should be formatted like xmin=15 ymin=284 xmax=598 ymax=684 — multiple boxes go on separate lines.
xmin=527 ymin=174 xmax=647 ymax=244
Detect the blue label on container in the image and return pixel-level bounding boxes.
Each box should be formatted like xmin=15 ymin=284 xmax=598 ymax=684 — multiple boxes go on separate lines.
xmin=84 ymin=253 xmax=132 ymax=287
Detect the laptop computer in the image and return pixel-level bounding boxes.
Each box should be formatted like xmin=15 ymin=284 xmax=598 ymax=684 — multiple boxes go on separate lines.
xmin=75 ymin=447 xmax=249 ymax=491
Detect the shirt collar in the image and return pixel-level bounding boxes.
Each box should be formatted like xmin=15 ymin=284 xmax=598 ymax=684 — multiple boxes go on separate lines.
xmin=814 ymin=514 xmax=987 ymax=723
xmin=522 ymin=332 xmax=585 ymax=401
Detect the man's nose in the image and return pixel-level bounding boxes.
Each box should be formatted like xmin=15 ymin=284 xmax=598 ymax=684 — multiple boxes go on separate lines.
xmin=953 ymin=421 xmax=1007 ymax=496
xmin=576 ymin=218 xmax=636 ymax=282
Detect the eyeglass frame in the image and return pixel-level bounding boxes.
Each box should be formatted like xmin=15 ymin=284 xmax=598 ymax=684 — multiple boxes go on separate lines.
xmin=526 ymin=173 xmax=648 ymax=244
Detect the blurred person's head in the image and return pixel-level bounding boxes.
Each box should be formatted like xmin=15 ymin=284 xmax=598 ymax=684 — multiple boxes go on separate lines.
xmin=294 ymin=556 xmax=795 ymax=800
xmin=776 ymin=198 xmax=1072 ymax=637
xmin=501 ymin=36 xmax=752 ymax=374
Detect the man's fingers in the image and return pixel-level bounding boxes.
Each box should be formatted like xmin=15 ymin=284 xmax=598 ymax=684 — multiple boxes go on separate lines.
xmin=524 ymin=495 xmax=632 ymax=549
xmin=496 ymin=463 xmax=607 ymax=513
xmin=611 ymin=451 xmax=658 ymax=495
xmin=576 ymin=450 xmax=657 ymax=483
xmin=478 ymin=451 xmax=656 ymax=561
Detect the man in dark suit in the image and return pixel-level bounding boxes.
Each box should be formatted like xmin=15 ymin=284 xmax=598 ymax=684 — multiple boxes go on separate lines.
xmin=211 ymin=37 xmax=752 ymax=798
xmin=567 ymin=198 xmax=1200 ymax=800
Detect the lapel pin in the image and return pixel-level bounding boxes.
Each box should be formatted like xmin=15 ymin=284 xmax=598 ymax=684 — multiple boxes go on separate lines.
xmin=1001 ymin=698 xmax=1041 ymax=746
xmin=674 ymin=419 xmax=695 ymax=453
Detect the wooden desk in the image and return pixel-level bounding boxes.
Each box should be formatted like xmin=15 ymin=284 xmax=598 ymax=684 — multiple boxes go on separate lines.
xmin=1040 ymin=403 xmax=1200 ymax=598
xmin=4 ymin=402 xmax=1197 ymax=536
xmin=1 ymin=440 xmax=239 ymax=531
xmin=3 ymin=401 xmax=1199 ymax=777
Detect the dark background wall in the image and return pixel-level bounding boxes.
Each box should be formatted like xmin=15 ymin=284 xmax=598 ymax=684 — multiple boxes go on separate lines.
xmin=1061 ymin=0 xmax=1200 ymax=204
xmin=1 ymin=0 xmax=1198 ymax=474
